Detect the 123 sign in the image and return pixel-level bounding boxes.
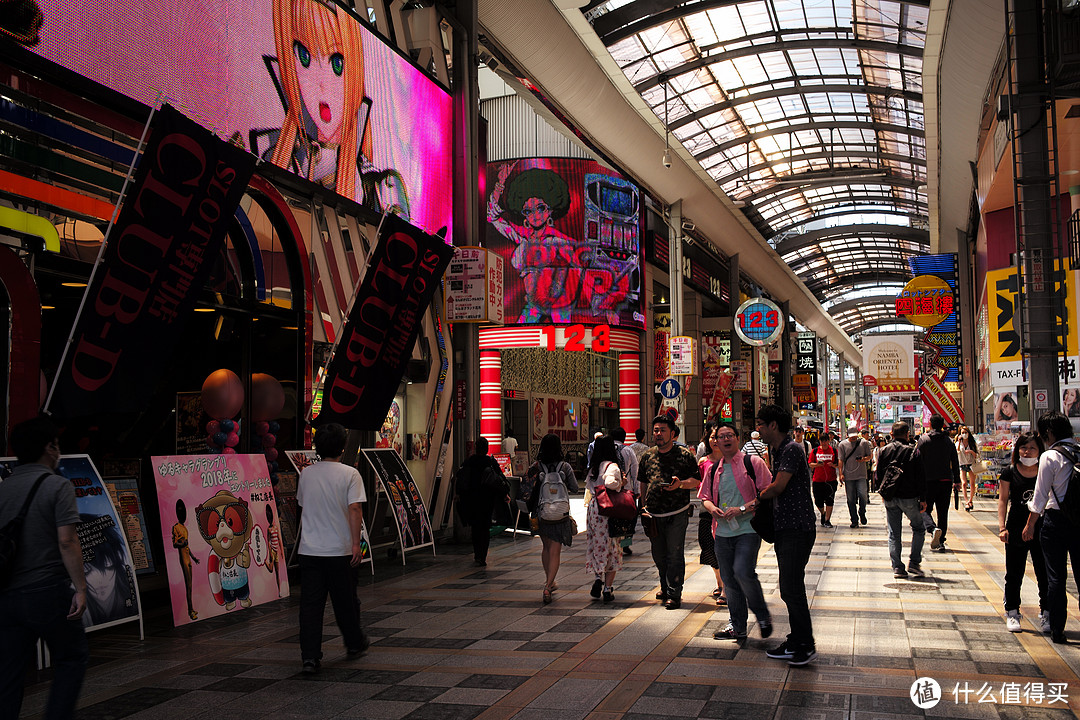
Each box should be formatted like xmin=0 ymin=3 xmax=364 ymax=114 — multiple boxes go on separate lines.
xmin=735 ymin=298 xmax=784 ymax=347
xmin=541 ymin=324 xmax=610 ymax=352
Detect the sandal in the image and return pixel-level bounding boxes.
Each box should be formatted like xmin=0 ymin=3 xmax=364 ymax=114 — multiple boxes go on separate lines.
xmin=716 ymin=595 xmax=727 ymax=606
xmin=542 ymin=587 xmax=552 ymax=604
xmin=965 ymin=503 xmax=973 ymax=511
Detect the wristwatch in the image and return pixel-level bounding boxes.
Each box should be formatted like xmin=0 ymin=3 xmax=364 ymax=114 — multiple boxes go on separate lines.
xmin=739 ymin=505 xmax=746 ymax=513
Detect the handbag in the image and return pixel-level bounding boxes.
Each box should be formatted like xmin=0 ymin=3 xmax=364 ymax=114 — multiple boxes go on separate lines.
xmin=639 ymin=512 xmax=658 ymax=538
xmin=741 ymin=455 xmax=775 ymax=543
xmin=596 ymin=483 xmax=638 ymax=519
xmin=969 ymin=459 xmax=988 ymax=475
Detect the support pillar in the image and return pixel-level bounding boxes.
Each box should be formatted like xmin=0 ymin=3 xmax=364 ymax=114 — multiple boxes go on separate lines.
xmin=479 ymin=350 xmax=501 ymax=447
xmin=619 ymin=352 xmax=642 ymax=435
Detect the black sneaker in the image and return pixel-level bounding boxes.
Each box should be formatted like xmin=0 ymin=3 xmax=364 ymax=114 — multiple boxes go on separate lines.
xmin=907 ymin=564 xmax=925 ymax=578
xmin=823 ymin=520 xmax=833 ymax=528
xmin=713 ymin=623 xmax=746 ymax=641
xmin=850 ymin=521 xmax=858 ymax=528
xmin=759 ymin=618 xmax=773 ymax=638
xmin=302 ymin=659 xmax=321 ymax=674
xmin=590 ymin=578 xmax=603 ymax=599
xmin=623 ymin=546 xmax=633 ymax=555
xmin=765 ymin=641 xmax=795 ymax=660
xmin=346 ymin=634 xmax=371 ymax=658
xmin=788 ymin=645 xmax=818 ymax=666
xmin=860 ymin=515 xmax=867 ymax=526
xmin=1053 ymin=632 xmax=1069 ymax=644
xmin=602 ymin=587 xmax=614 ymax=603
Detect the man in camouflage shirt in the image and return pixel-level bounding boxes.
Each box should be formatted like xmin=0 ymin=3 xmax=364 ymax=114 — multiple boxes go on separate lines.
xmin=639 ymin=414 xmax=701 ymax=609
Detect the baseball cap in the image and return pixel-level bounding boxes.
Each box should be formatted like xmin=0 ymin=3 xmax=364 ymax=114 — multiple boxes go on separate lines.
xmin=847 ymin=425 xmax=859 ymax=435
xmin=751 ymin=431 xmax=761 ymax=439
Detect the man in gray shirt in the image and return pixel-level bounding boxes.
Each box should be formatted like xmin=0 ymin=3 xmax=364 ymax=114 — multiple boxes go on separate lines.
xmin=838 ymin=425 xmax=872 ymax=528
xmin=0 ymin=417 xmax=88 ymax=719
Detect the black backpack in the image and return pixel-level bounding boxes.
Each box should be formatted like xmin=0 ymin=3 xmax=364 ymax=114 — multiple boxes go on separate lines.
xmin=1050 ymin=443 xmax=1080 ymax=526
xmin=878 ymin=445 xmax=914 ymax=500
xmin=0 ymin=473 xmax=50 ymax=588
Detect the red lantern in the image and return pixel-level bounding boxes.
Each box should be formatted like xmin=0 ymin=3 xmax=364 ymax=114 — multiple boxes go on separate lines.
xmin=201 ymin=369 xmax=244 ymax=419
xmin=251 ymin=373 xmax=285 ymax=422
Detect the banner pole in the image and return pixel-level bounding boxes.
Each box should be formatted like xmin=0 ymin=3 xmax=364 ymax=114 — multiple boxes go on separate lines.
xmin=305 ymin=203 xmax=393 ymax=426
xmin=44 ymin=101 xmax=160 ymax=415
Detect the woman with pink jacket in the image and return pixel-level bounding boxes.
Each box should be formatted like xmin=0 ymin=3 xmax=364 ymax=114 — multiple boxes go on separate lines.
xmin=698 ymin=423 xmax=774 ymax=642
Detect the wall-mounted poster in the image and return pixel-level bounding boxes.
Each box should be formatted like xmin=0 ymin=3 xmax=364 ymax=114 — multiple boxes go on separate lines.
xmin=21 ymin=0 xmax=453 ymax=238
xmin=176 ymin=392 xmax=209 ymax=455
xmin=361 ymin=449 xmax=434 ymax=561
xmin=531 ymin=393 xmax=588 ymax=445
xmin=486 ymin=158 xmax=644 ymax=329
xmin=152 ymin=454 xmax=289 ymax=627
xmin=102 ymin=476 xmax=155 ymax=575
xmin=0 ymin=456 xmax=143 ymax=633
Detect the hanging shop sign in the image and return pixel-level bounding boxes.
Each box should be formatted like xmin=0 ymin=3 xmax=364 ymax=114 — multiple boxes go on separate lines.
xmin=730 ymin=360 xmax=751 ymax=392
xmin=895 ymin=275 xmax=954 ymax=328
xmin=539 ymin=324 xmax=611 ymax=351
xmin=486 ymin=158 xmax=644 ymax=329
xmin=705 ymin=369 xmax=737 ymax=423
xmin=984 ymin=264 xmax=1080 ymax=388
xmin=151 ymin=454 xmax=288 ymax=627
xmin=24 ymin=0 xmax=453 ymax=236
xmin=701 ymin=337 xmax=730 ymax=400
xmin=314 ymin=214 xmax=454 ymax=429
xmin=669 ymin=336 xmax=696 ymax=376
xmin=654 ymin=313 xmax=671 ymax=383
xmin=908 ymin=256 xmax=963 ymax=385
xmin=735 ymin=297 xmax=784 ymax=347
xmin=756 ymin=346 xmax=770 ymax=398
xmin=445 ymin=247 xmax=504 ymax=324
xmin=920 ymin=374 xmax=964 ymax=423
xmin=47 ymin=105 xmax=257 ymax=418
xmin=863 ymin=335 xmax=917 ymax=393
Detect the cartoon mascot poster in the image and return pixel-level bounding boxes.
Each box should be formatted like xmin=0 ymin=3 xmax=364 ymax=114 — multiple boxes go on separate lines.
xmin=153 ymin=454 xmax=289 ymax=626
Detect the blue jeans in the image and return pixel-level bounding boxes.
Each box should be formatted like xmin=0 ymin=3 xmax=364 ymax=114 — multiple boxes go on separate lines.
xmin=773 ymin=528 xmax=815 ymax=648
xmin=0 ymin=581 xmax=88 ymax=720
xmin=649 ymin=510 xmax=690 ymax=599
xmin=1039 ymin=510 xmax=1080 ymax=635
xmin=884 ymin=497 xmax=925 ymax=571
xmin=845 ymin=477 xmax=869 ymax=523
xmin=299 ymin=555 xmax=367 ymax=661
xmin=714 ymin=532 xmax=769 ymax=633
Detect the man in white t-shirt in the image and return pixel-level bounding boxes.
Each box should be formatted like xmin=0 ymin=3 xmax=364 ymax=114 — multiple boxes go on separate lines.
xmin=297 ymin=423 xmax=369 ymax=674
xmin=502 ymin=431 xmax=519 ymax=455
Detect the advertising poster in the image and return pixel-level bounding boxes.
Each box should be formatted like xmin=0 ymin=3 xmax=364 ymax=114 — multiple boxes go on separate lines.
xmin=862 ymin=335 xmax=916 ymax=392
xmin=102 ymin=476 xmax=155 ymax=575
xmin=176 ymin=392 xmax=209 ymax=455
xmin=730 ymin=361 xmax=751 ymax=392
xmin=361 ymin=449 xmax=434 ymax=555
xmin=0 ymin=456 xmax=143 ymax=632
xmin=152 ymin=454 xmax=289 ymax=627
xmin=531 ymin=393 xmax=588 ymax=445
xmin=20 ymin=0 xmax=453 ymax=238
xmin=701 ymin=337 xmax=731 ymax=400
xmin=993 ymin=390 xmax=1021 ymax=431
xmin=654 ymin=312 xmax=671 ymax=383
xmin=486 ymin=158 xmax=644 ymax=329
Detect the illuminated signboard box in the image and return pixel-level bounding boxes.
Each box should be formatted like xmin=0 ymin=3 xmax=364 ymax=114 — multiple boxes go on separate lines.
xmin=445 ymin=247 xmax=504 ymax=324
xmin=25 ymin=0 xmax=454 ymax=238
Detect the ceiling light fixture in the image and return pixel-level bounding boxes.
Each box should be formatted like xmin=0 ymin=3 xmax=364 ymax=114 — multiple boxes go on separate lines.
xmin=662 ymin=78 xmax=671 ymax=169
xmin=772 ymin=171 xmax=888 ymax=187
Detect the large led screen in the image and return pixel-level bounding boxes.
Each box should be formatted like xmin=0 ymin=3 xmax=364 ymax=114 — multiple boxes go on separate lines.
xmin=485 ymin=158 xmax=644 ymax=329
xmin=13 ymin=0 xmax=453 ymax=238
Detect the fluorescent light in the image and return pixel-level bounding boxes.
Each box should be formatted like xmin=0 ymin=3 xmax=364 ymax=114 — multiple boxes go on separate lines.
xmin=772 ymin=171 xmax=888 ymax=187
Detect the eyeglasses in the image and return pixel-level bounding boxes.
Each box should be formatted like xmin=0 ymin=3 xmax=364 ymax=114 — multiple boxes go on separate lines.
xmin=715 ymin=433 xmax=737 ymax=440
xmin=197 ymin=500 xmax=249 ymax=542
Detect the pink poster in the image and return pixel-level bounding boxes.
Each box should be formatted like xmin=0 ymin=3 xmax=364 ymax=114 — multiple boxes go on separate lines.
xmin=152 ymin=454 xmax=289 ymax=627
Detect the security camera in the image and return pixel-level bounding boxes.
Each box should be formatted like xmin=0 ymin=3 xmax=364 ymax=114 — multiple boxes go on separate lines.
xmin=662 ymin=148 xmax=672 ymax=168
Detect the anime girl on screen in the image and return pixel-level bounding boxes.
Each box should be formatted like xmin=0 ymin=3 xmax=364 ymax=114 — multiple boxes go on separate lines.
xmin=262 ymin=0 xmax=409 ymax=218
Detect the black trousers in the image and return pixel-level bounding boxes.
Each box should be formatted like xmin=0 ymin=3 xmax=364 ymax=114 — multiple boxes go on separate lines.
xmin=470 ymin=500 xmax=494 ymax=562
xmin=299 ymin=554 xmax=366 ymax=661
xmin=926 ymin=481 xmax=953 ymax=541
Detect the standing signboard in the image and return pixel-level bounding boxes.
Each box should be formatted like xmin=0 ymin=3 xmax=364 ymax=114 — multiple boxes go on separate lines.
xmin=360 ymin=449 xmax=435 ymax=563
xmin=152 ymin=454 xmax=289 ymax=627
xmin=102 ymin=475 xmax=155 ymax=575
xmin=1 ymin=456 xmax=144 ymax=635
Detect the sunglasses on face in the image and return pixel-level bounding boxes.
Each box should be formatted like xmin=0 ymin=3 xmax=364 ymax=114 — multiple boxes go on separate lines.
xmin=197 ymin=501 xmax=249 ymax=542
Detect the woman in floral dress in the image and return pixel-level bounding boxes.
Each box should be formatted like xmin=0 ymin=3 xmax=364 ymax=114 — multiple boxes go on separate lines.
xmin=585 ymin=435 xmax=624 ymax=602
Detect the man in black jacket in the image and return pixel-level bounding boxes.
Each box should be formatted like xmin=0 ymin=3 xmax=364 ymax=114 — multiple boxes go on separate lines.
xmin=455 ymin=438 xmax=508 ymax=566
xmin=916 ymin=414 xmax=961 ymax=552
xmin=876 ymin=422 xmax=927 ymax=578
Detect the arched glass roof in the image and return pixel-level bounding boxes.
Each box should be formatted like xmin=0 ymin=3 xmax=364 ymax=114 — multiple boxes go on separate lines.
xmin=581 ymin=0 xmax=930 ymax=336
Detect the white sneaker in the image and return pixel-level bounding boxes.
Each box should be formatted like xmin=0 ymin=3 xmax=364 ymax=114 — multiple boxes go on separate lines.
xmin=930 ymin=529 xmax=943 ymax=550
xmin=1038 ymin=611 xmax=1052 ymax=634
xmin=1005 ymin=609 xmax=1022 ymax=633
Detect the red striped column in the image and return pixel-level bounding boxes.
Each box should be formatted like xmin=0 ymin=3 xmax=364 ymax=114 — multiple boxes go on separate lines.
xmin=480 ymin=350 xmax=502 ymax=447
xmin=618 ymin=352 xmax=641 ymax=435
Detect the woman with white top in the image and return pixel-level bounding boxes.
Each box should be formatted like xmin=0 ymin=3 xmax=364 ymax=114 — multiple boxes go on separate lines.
xmin=955 ymin=426 xmax=979 ymax=511
xmin=584 ymin=436 xmax=625 ymax=603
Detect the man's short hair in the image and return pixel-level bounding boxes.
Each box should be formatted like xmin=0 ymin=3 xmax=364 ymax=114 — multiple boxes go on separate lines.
xmin=1038 ymin=410 xmax=1074 ymax=441
xmin=929 ymin=413 xmax=945 ymax=430
xmin=756 ymin=404 xmax=792 ymax=433
xmin=891 ymin=421 xmax=910 ymax=439
xmin=475 ymin=437 xmax=490 ymax=456
xmin=10 ymin=416 xmax=59 ymax=464
xmin=314 ymin=423 xmax=348 ymax=459
xmin=635 ymin=428 xmax=645 ymax=441
xmin=611 ymin=427 xmax=627 ymax=442
xmin=652 ymin=415 xmax=677 ymax=431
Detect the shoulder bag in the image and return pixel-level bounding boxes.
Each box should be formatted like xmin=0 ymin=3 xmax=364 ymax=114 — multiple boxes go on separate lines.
xmin=0 ymin=472 xmax=51 ymax=587
xmin=745 ymin=454 xmax=776 ymax=543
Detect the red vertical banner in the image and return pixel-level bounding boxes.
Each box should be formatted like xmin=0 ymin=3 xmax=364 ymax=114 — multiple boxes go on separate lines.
xmin=480 ymin=351 xmax=502 ymax=446
xmin=618 ymin=352 xmax=641 ymax=434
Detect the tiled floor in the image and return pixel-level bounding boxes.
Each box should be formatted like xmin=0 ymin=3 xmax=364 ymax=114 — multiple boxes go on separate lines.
xmin=16 ymin=497 xmax=1080 ymax=719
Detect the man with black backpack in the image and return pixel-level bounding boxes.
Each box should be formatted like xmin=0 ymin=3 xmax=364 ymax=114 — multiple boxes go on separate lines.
xmin=1022 ymin=411 xmax=1080 ymax=643
xmin=917 ymin=414 xmax=960 ymax=552
xmin=454 ymin=438 xmax=508 ymax=567
xmin=876 ymin=422 xmax=927 ymax=579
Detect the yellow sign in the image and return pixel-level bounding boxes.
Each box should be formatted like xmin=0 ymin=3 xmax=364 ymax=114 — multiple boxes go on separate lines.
xmin=895 ymin=275 xmax=953 ymax=328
